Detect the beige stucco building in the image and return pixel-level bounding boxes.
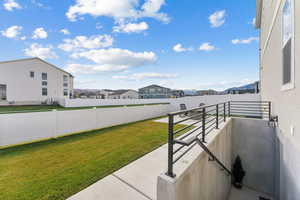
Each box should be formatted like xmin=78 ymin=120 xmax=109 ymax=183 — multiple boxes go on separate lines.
xmin=256 ymin=0 xmax=300 ymax=199
xmin=0 ymin=57 xmax=74 ymax=105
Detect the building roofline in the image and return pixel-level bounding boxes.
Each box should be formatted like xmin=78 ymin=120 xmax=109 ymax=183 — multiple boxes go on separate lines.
xmin=110 ymin=89 xmax=137 ymax=95
xmin=255 ymin=0 xmax=262 ymax=29
xmin=0 ymin=57 xmax=74 ymax=77
xmin=139 ymin=84 xmax=170 ymax=90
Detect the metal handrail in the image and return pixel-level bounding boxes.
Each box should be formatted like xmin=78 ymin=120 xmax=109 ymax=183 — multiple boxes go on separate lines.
xmin=174 ymin=136 xmax=232 ymax=176
xmin=166 ymin=100 xmax=271 ymax=178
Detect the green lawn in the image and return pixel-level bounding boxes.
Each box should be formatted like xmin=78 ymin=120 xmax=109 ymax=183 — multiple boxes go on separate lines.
xmin=0 ymin=103 xmax=169 ymax=114
xmin=0 ymin=119 xmax=185 ymax=200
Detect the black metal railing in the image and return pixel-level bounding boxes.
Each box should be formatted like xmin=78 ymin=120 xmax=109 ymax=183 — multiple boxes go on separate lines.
xmin=166 ymin=100 xmax=271 ymax=177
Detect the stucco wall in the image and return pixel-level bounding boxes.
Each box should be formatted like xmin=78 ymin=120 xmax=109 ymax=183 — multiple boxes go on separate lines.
xmin=231 ymin=118 xmax=276 ymax=196
xmin=259 ymin=0 xmax=300 ymax=199
xmin=157 ymin=119 xmax=232 ymax=200
xmin=0 ymin=104 xmax=170 ymax=148
xmin=275 ymin=128 xmax=300 ymax=200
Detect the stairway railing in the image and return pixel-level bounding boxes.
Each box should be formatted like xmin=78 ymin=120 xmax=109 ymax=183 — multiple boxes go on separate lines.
xmin=166 ymin=100 xmax=271 ymax=178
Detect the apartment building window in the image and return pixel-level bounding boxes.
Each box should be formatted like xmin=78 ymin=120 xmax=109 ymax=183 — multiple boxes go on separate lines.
xmin=42 ymin=88 xmax=47 ymax=96
xmin=0 ymin=84 xmax=7 ymax=100
xmin=42 ymin=81 xmax=47 ymax=86
xmin=282 ymin=0 xmax=294 ymax=90
xmin=63 ymin=89 xmax=68 ymax=96
xmin=63 ymin=83 xmax=68 ymax=87
xmin=42 ymin=73 xmax=47 ymax=80
xmin=30 ymin=71 xmax=34 ymax=78
xmin=63 ymin=75 xmax=68 ymax=82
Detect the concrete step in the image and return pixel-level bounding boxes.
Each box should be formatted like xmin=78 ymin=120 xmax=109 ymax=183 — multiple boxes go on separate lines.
xmin=228 ymin=186 xmax=273 ymax=200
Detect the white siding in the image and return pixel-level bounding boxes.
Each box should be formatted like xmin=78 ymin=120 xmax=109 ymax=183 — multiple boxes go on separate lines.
xmin=0 ymin=58 xmax=73 ymax=103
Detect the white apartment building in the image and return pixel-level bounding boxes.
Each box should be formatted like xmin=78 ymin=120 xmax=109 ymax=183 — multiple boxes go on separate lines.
xmin=0 ymin=57 xmax=74 ymax=105
xmin=256 ymin=0 xmax=300 ymax=199
xmin=107 ymin=90 xmax=139 ymax=99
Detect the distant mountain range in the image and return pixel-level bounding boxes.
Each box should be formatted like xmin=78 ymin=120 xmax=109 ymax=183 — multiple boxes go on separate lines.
xmin=74 ymin=82 xmax=258 ymax=98
xmin=224 ymin=82 xmax=257 ymax=92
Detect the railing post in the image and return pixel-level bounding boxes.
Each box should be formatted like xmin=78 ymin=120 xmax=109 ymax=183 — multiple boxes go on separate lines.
xmin=228 ymin=101 xmax=231 ymax=117
xmin=268 ymin=101 xmax=271 ymax=121
xmin=202 ymin=107 xmax=206 ymax=143
xmin=216 ymin=104 xmax=219 ymax=129
xmin=167 ymin=114 xmax=175 ymax=177
xmin=224 ymin=103 xmax=226 ymax=122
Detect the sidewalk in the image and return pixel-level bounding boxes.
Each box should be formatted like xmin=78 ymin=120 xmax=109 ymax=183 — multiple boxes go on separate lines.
xmin=68 ymin=143 xmax=169 ymax=200
xmin=67 ymin=116 xmax=198 ymax=200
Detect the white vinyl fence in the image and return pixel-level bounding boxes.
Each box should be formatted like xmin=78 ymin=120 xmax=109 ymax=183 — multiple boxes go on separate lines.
xmin=0 ymin=104 xmax=171 ymax=148
xmin=0 ymin=94 xmax=260 ymax=148
xmin=62 ymin=94 xmax=261 ymax=111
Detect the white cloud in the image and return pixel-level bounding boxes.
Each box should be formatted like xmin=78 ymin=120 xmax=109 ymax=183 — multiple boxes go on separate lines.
xmin=71 ymin=48 xmax=157 ymax=66
xmin=58 ymin=35 xmax=113 ymax=52
xmin=199 ymin=42 xmax=216 ymax=51
xmin=140 ymin=0 xmax=169 ymax=22
xmin=96 ymin=22 xmax=103 ymax=30
xmin=1 ymin=25 xmax=22 ymax=39
xmin=66 ymin=0 xmax=169 ymax=23
xmin=113 ymin=72 xmax=177 ymax=80
xmin=32 ymin=27 xmax=48 ymax=39
xmin=65 ymin=63 xmax=129 ymax=74
xmin=68 ymin=48 xmax=157 ymax=74
xmin=3 ymin=0 xmax=21 ymax=11
xmin=173 ymin=43 xmax=192 ymax=53
xmin=24 ymin=43 xmax=57 ymax=59
xmin=231 ymin=37 xmax=258 ymax=44
xmin=31 ymin=0 xmax=46 ymax=8
xmin=251 ymin=18 xmax=256 ymax=26
xmin=113 ymin=21 xmax=148 ymax=33
xmin=60 ymin=28 xmax=70 ymax=35
xmin=209 ymin=10 xmax=226 ymax=28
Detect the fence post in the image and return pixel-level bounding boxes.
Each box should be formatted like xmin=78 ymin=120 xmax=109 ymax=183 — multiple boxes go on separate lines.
xmin=224 ymin=103 xmax=226 ymax=122
xmin=228 ymin=101 xmax=231 ymax=117
xmin=268 ymin=101 xmax=271 ymax=120
xmin=202 ymin=107 xmax=206 ymax=142
xmin=216 ymin=104 xmax=219 ymax=129
xmin=167 ymin=114 xmax=175 ymax=177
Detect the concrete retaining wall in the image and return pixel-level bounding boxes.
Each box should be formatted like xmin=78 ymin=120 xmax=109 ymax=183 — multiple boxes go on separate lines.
xmin=0 ymin=104 xmax=171 ymax=148
xmin=157 ymin=119 xmax=233 ymax=200
xmin=231 ymin=118 xmax=276 ymax=196
xmin=157 ymin=117 xmax=277 ymax=200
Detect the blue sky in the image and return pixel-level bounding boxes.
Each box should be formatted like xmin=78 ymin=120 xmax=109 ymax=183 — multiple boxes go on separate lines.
xmin=0 ymin=0 xmax=259 ymax=91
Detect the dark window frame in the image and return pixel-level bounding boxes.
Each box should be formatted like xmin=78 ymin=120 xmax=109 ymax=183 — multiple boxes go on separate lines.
xmin=30 ymin=71 xmax=35 ymax=78
xmin=281 ymin=0 xmax=294 ymax=90
xmin=42 ymin=81 xmax=48 ymax=86
xmin=42 ymin=88 xmax=48 ymax=96
xmin=42 ymin=73 xmax=47 ymax=81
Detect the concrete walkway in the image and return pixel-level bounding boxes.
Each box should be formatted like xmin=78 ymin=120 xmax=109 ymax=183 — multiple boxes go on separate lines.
xmin=68 ymin=116 xmax=199 ymax=200
xmin=68 ymin=143 xmax=169 ymax=200
xmin=228 ymin=186 xmax=273 ymax=200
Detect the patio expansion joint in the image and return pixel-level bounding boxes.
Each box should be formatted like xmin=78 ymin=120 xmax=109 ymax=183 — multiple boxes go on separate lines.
xmin=111 ymin=174 xmax=153 ymax=200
